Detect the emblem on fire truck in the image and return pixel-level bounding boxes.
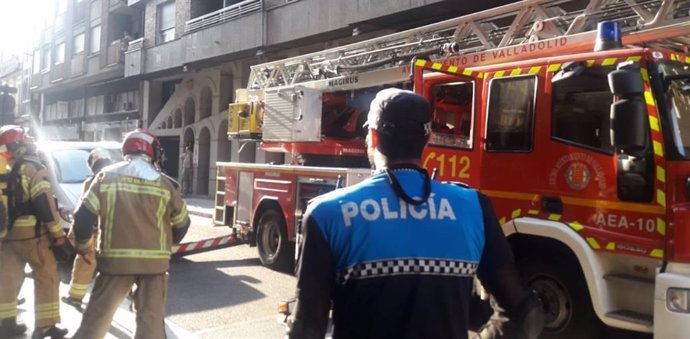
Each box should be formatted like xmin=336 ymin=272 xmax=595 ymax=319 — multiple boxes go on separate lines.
xmin=565 ymin=162 xmax=590 ymax=191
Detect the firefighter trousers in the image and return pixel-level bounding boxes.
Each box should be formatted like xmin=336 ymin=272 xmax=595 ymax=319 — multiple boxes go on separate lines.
xmin=72 ymin=273 xmax=168 ymax=339
xmin=0 ymin=235 xmax=60 ymax=329
xmin=67 ymin=233 xmax=97 ymax=300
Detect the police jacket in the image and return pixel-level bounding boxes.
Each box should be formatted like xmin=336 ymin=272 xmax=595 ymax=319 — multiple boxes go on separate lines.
xmin=72 ymin=156 xmax=190 ymax=275
xmin=289 ymin=167 xmax=528 ymax=339
xmin=4 ymin=157 xmax=63 ymax=241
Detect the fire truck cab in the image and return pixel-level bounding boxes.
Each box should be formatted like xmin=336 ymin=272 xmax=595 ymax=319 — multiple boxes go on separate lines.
xmin=214 ymin=0 xmax=690 ymax=337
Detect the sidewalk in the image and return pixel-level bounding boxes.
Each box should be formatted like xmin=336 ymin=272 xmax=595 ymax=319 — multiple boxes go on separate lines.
xmin=184 ymin=195 xmax=215 ymax=219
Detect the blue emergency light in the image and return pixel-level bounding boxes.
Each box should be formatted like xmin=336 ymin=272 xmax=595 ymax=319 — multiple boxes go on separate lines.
xmin=594 ymin=20 xmax=622 ymax=51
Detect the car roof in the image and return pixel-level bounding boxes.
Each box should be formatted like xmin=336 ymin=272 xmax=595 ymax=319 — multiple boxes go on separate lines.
xmin=35 ymin=141 xmax=121 ymax=151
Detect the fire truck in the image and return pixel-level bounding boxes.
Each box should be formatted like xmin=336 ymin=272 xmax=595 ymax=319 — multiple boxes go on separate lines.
xmin=213 ymin=0 xmax=690 ymax=337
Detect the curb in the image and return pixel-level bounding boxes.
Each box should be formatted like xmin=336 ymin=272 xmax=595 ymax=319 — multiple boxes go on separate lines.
xmin=188 ymin=208 xmax=213 ymax=219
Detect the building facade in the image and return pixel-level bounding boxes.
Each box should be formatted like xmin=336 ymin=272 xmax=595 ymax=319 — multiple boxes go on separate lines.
xmin=31 ymin=0 xmax=144 ymax=141
xmin=31 ymin=0 xmax=516 ymax=195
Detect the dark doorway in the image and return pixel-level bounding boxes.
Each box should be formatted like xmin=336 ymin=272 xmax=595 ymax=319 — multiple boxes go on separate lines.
xmin=159 ymin=136 xmax=180 ymax=178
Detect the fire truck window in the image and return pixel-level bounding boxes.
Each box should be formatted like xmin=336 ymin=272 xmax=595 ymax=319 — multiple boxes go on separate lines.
xmin=428 ymin=81 xmax=474 ymax=149
xmin=321 ymin=92 xmax=368 ymax=139
xmin=551 ymin=66 xmax=615 ymax=153
xmin=486 ymin=76 xmax=536 ymax=152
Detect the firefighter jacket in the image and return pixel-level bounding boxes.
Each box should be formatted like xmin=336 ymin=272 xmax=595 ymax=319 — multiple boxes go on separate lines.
xmin=4 ymin=157 xmax=63 ymax=241
xmin=72 ymin=157 xmax=190 ymax=275
xmin=289 ymin=166 xmax=532 ymax=339
xmin=0 ymin=199 xmax=6 ymax=240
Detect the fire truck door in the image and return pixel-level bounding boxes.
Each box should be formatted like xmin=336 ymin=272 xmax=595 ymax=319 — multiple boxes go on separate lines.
xmin=472 ymin=67 xmax=544 ymax=223
xmin=412 ymin=59 xmax=483 ymax=188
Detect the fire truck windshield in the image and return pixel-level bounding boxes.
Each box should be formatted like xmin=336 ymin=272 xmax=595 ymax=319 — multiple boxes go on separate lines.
xmin=659 ymin=63 xmax=690 ymax=159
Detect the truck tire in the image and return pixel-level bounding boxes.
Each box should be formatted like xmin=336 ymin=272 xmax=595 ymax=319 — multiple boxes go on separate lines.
xmin=518 ymin=255 xmax=604 ymax=339
xmin=257 ymin=209 xmax=294 ymax=272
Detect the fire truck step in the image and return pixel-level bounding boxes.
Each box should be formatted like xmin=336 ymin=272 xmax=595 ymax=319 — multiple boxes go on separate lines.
xmin=171 ymin=234 xmax=240 ymax=258
xmin=605 ymin=310 xmax=653 ymax=327
xmin=603 ymin=273 xmax=654 ymax=285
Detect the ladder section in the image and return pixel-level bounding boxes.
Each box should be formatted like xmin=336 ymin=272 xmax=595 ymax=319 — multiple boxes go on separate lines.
xmin=248 ymin=0 xmax=690 ymax=89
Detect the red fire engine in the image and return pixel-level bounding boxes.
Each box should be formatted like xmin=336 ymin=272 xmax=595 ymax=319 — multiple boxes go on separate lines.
xmin=214 ymin=0 xmax=690 ymax=337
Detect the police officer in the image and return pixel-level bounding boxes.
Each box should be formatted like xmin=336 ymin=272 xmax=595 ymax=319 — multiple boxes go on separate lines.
xmin=62 ymin=149 xmax=113 ymax=307
xmin=288 ymin=89 xmax=544 ymax=339
xmin=0 ymin=126 xmax=68 ymax=339
xmin=71 ymin=129 xmax=190 ymax=339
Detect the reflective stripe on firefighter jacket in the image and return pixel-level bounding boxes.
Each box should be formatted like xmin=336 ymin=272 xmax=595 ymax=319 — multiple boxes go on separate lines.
xmin=0 ymin=156 xmax=8 ymax=240
xmin=76 ymin=158 xmax=189 ymax=275
xmin=5 ymin=159 xmax=62 ymax=240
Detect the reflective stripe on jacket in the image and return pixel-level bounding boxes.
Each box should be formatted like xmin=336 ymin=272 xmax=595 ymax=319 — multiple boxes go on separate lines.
xmin=6 ymin=160 xmax=62 ymax=240
xmin=81 ymin=161 xmax=188 ymax=274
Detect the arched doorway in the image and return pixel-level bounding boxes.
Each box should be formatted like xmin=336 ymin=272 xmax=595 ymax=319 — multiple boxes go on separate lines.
xmin=217 ymin=120 xmax=231 ymax=162
xmin=182 ymin=127 xmax=195 ymax=193
xmin=197 ymin=127 xmax=211 ymax=195
xmin=183 ymin=127 xmax=195 ymax=150
xmin=199 ymin=86 xmax=212 ymax=120
xmin=174 ymin=109 xmax=182 ymax=128
xmin=183 ymin=98 xmax=195 ymax=126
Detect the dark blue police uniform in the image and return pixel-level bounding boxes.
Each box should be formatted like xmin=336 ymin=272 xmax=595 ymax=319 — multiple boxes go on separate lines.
xmin=289 ymin=166 xmax=521 ymax=339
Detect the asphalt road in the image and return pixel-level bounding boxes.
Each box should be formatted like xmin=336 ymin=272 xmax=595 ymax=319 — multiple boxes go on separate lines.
xmin=166 ymin=215 xmax=296 ymax=339
xmin=10 ymin=215 xmax=295 ymax=339
xmin=8 ymin=214 xmax=653 ymax=339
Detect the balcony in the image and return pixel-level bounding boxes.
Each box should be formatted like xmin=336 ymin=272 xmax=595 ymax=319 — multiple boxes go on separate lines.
xmin=184 ymin=0 xmax=263 ymax=34
xmin=127 ymin=0 xmax=467 ymax=77
xmin=106 ymin=40 xmax=126 ymax=66
xmin=124 ymin=38 xmax=144 ymax=77
xmin=143 ymin=38 xmax=185 ymax=75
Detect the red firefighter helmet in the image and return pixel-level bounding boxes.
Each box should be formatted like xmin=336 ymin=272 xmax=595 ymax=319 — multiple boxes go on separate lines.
xmin=0 ymin=125 xmax=32 ymax=159
xmin=122 ymin=129 xmax=161 ymax=162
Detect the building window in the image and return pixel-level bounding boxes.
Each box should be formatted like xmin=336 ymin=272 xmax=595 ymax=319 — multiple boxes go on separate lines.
xmin=486 ymin=75 xmax=537 ymax=152
xmin=90 ymin=0 xmax=101 ymax=20
xmin=158 ymin=2 xmax=176 ymax=43
xmin=55 ymin=0 xmax=67 ymax=31
xmin=73 ymin=33 xmax=85 ymax=54
xmin=33 ymin=51 xmax=41 ymax=74
xmin=42 ymin=47 xmax=51 ymax=71
xmin=428 ymin=81 xmax=475 ymax=149
xmin=74 ymin=0 xmax=86 ymax=22
xmin=55 ymin=43 xmax=66 ymax=64
xmin=551 ymin=65 xmax=615 ymax=153
xmin=90 ymin=25 xmax=101 ymax=54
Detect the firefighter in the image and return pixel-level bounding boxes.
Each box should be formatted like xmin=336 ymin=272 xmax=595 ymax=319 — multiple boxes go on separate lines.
xmin=61 ymin=149 xmax=113 ymax=307
xmin=0 ymin=126 xmax=68 ymax=339
xmin=288 ymin=89 xmax=544 ymax=339
xmin=71 ymin=129 xmax=190 ymax=339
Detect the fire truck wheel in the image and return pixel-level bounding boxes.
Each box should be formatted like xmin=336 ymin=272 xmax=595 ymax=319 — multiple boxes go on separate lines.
xmin=257 ymin=209 xmax=294 ymax=271
xmin=518 ymin=256 xmax=604 ymax=339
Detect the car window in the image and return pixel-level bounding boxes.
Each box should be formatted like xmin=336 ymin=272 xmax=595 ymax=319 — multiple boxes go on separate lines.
xmin=51 ymin=149 xmax=92 ymax=183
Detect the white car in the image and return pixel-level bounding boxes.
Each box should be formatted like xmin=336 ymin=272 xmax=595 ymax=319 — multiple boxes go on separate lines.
xmin=35 ymin=141 xmax=122 ymax=230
